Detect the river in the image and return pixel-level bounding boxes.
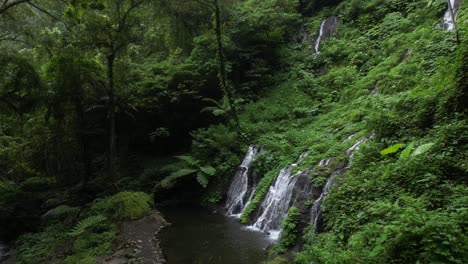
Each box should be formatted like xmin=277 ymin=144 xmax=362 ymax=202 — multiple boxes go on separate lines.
xmin=160 ymin=206 xmax=271 ymax=264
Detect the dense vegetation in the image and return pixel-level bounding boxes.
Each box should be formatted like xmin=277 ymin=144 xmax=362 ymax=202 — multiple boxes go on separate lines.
xmin=0 ymin=0 xmax=467 ymax=263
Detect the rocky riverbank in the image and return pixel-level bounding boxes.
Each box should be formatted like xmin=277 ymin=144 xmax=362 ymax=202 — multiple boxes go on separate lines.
xmin=96 ymin=210 xmax=169 ymax=264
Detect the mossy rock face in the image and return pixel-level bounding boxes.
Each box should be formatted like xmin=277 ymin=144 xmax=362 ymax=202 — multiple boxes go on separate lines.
xmin=91 ymin=192 xmax=154 ymax=221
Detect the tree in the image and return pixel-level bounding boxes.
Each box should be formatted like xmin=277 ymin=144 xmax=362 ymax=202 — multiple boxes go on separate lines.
xmin=193 ymin=0 xmax=240 ymax=129
xmin=68 ymin=0 xmax=148 ymax=181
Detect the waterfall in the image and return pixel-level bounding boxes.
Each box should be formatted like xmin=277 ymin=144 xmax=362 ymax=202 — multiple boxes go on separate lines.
xmin=225 ymin=145 xmax=260 ymax=217
xmin=310 ymin=160 xmax=335 ymax=232
xmin=313 ymin=16 xmax=339 ymax=54
xmin=439 ymin=0 xmax=462 ymax=30
xmin=0 ymin=241 xmax=9 ymax=261
xmin=311 ymin=136 xmax=368 ymax=231
xmin=249 ymin=153 xmax=309 ymax=240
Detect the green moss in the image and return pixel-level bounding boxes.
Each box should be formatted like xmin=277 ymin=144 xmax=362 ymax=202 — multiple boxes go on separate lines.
xmin=240 ymin=169 xmax=279 ymax=223
xmin=91 ymin=191 xmax=153 ymax=221
xmin=274 ymin=206 xmax=301 ymax=254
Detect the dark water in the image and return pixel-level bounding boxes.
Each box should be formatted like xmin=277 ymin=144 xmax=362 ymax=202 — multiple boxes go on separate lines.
xmin=160 ymin=207 xmax=271 ymax=264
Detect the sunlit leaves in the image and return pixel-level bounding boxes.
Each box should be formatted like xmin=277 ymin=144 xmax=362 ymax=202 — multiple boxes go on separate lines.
xmin=380 ymin=143 xmax=405 ymax=155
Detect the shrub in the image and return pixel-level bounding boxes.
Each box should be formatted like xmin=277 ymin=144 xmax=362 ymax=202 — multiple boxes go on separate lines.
xmin=274 ymin=206 xmax=301 ymax=254
xmin=91 ymin=191 xmax=153 ymax=221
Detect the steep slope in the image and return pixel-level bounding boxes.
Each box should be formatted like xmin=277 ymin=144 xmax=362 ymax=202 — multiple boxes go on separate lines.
xmin=231 ymin=0 xmax=468 ymax=263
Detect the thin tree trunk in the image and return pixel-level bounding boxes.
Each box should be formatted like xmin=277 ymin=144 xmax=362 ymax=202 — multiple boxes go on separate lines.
xmin=447 ymin=0 xmax=460 ymax=43
xmin=213 ymin=0 xmax=240 ymax=129
xmin=107 ymin=53 xmax=117 ymax=182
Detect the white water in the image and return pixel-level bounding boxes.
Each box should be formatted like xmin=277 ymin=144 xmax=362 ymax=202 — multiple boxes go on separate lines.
xmin=225 ymin=146 xmax=260 ymax=217
xmin=311 ymin=135 xmax=370 ymax=230
xmin=313 ymin=16 xmax=339 ymax=54
xmin=314 ymin=20 xmax=327 ymax=53
xmin=249 ymin=153 xmax=308 ymax=239
xmin=442 ymin=0 xmax=459 ymax=30
xmin=346 ymin=138 xmax=367 ymax=159
xmin=310 ymin=162 xmax=335 ymax=231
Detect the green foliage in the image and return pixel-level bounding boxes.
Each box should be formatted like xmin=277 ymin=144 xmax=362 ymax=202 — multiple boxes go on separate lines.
xmin=68 ymin=215 xmax=107 ymax=237
xmin=411 ymin=143 xmax=435 ymax=156
xmin=16 ymin=224 xmax=69 ymax=264
xmin=43 ymin=205 xmax=80 ymax=219
xmin=161 ymin=155 xmax=217 ymax=188
xmin=380 ymin=143 xmax=405 ymax=155
xmin=275 ymin=206 xmax=301 ymax=254
xmin=240 ymin=169 xmax=279 ymax=223
xmin=399 ymin=142 xmax=415 ymax=159
xmin=91 ymin=191 xmax=153 ymax=221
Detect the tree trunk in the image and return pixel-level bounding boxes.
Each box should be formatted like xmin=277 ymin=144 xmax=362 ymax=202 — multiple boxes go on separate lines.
xmin=213 ymin=0 xmax=240 ymax=129
xmin=107 ymin=53 xmax=117 ymax=182
xmin=447 ymin=0 xmax=460 ymax=43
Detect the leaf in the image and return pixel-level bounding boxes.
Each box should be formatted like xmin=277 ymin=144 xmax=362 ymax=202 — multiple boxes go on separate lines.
xmin=380 ymin=143 xmax=405 ymax=155
xmin=199 ymin=166 xmax=216 ymax=176
xmin=369 ymin=245 xmax=383 ymax=257
xmin=169 ymin=168 xmax=198 ymax=178
xmin=176 ymin=155 xmax=199 ymax=166
xmin=411 ymin=143 xmax=435 ymax=157
xmin=68 ymin=215 xmax=107 ymax=237
xmin=43 ymin=205 xmax=80 ymax=218
xmin=160 ymin=168 xmax=198 ymax=189
xmin=399 ymin=142 xmax=414 ymax=159
xmin=196 ymin=173 xmax=209 ymax=188
xmin=212 ymin=109 xmax=226 ymax=116
xmin=200 ymin=106 xmax=218 ymax=113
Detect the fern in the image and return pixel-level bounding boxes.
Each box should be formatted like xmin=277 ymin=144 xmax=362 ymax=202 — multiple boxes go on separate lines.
xmin=199 ymin=166 xmax=216 ymax=176
xmin=196 ymin=173 xmax=209 ymax=188
xmin=43 ymin=205 xmax=80 ymax=218
xmin=161 ymin=168 xmax=197 ymax=188
xmin=176 ymin=155 xmax=199 ymax=166
xmin=160 ymin=156 xmax=216 ymax=189
xmin=68 ymin=215 xmax=107 ymax=237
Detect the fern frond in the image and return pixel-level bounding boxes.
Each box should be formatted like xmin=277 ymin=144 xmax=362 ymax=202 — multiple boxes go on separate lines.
xmin=43 ymin=205 xmax=80 ymax=218
xmin=176 ymin=155 xmax=199 ymax=166
xmin=199 ymin=166 xmax=216 ymax=176
xmin=68 ymin=215 xmax=107 ymax=237
xmin=196 ymin=173 xmax=209 ymax=188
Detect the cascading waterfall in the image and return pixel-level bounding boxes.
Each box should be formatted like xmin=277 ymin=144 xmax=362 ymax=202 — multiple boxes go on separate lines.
xmin=310 ymin=159 xmax=340 ymax=232
xmin=313 ymin=16 xmax=339 ymax=54
xmin=311 ymin=136 xmax=368 ymax=231
xmin=250 ymin=153 xmax=309 ymax=239
xmin=441 ymin=0 xmax=462 ymax=30
xmin=225 ymin=145 xmax=260 ymax=217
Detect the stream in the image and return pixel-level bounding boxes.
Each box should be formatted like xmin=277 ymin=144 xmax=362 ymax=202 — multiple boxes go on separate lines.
xmin=160 ymin=206 xmax=270 ymax=264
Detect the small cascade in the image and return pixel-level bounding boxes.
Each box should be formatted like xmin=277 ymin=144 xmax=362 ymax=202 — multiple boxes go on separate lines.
xmin=346 ymin=138 xmax=367 ymax=159
xmin=0 ymin=241 xmax=9 ymax=261
xmin=250 ymin=153 xmax=309 ymax=239
xmin=225 ymin=145 xmax=260 ymax=217
xmin=310 ymin=159 xmax=336 ymax=232
xmin=313 ymin=16 xmax=339 ymax=54
xmin=438 ymin=0 xmax=462 ymax=30
xmin=311 ymin=136 xmax=369 ymax=231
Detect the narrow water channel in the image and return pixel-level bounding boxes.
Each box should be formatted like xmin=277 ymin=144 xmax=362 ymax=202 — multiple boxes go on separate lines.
xmin=160 ymin=206 xmax=271 ymax=264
